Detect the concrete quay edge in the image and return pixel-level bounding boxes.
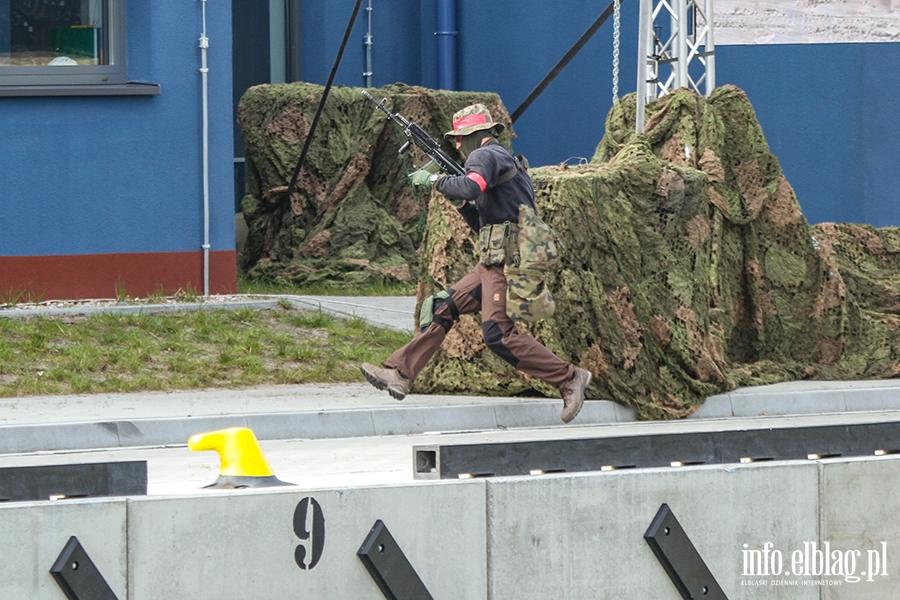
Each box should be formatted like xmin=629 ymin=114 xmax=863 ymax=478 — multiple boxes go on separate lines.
xmin=3 ymin=379 xmax=900 ymax=454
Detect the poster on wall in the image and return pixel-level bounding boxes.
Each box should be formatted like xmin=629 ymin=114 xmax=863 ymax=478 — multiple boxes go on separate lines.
xmin=715 ymin=0 xmax=900 ymax=45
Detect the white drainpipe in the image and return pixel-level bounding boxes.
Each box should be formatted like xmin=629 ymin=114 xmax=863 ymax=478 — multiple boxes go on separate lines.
xmin=363 ymin=0 xmax=374 ymax=87
xmin=198 ymin=0 xmax=211 ymax=296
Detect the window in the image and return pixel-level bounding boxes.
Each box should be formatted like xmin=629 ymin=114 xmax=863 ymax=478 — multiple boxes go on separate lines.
xmin=0 ymin=0 xmax=126 ymax=86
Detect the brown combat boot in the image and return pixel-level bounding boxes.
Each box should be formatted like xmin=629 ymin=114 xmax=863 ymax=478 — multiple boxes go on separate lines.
xmin=361 ymin=363 xmax=412 ymax=401
xmin=559 ymin=368 xmax=592 ymax=423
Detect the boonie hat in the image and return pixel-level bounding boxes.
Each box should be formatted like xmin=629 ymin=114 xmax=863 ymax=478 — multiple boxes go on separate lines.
xmin=444 ymin=104 xmax=506 ymax=139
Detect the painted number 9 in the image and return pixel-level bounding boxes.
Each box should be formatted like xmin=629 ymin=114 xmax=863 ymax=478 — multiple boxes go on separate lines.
xmin=293 ymin=497 xmax=325 ymax=570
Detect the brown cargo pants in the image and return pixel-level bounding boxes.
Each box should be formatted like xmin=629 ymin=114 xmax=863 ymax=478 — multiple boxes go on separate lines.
xmin=384 ymin=263 xmax=575 ymax=387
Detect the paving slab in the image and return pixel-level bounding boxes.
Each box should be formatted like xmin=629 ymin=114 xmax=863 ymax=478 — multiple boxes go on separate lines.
xmin=285 ymin=295 xmax=417 ymax=332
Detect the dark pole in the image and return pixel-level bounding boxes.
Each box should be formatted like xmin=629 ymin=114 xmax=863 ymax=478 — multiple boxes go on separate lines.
xmin=510 ymin=0 xmax=624 ymax=123
xmin=281 ymin=0 xmax=365 ymax=213
xmin=435 ymin=0 xmax=458 ymax=90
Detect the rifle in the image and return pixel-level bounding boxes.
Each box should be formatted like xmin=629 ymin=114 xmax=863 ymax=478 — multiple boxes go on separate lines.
xmin=362 ymin=90 xmax=465 ymax=176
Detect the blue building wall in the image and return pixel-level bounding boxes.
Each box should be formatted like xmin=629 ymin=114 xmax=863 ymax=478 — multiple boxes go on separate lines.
xmin=0 ymin=1 xmax=235 ymax=297
xmin=456 ymin=0 xmax=638 ymax=168
xmin=299 ymin=0 xmax=899 ymax=228
xmin=299 ymin=0 xmax=433 ymax=88
xmin=716 ymin=43 xmax=900 ymax=227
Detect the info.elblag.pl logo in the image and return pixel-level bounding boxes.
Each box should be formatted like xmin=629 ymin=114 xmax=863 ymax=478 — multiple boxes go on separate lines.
xmin=741 ymin=541 xmax=888 ymax=586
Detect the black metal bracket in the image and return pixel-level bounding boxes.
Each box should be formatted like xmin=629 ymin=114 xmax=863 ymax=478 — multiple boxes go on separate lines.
xmin=415 ymin=420 xmax=900 ymax=479
xmin=50 ymin=536 xmax=120 ymax=600
xmin=644 ymin=504 xmax=728 ymax=600
xmin=0 ymin=461 xmax=147 ymax=502
xmin=357 ymin=520 xmax=434 ymax=600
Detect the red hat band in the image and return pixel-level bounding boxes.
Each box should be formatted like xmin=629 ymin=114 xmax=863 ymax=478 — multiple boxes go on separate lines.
xmin=453 ymin=113 xmax=489 ymax=132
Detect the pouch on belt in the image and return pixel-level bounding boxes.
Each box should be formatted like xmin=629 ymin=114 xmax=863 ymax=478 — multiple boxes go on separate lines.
xmin=505 ymin=204 xmax=560 ymax=322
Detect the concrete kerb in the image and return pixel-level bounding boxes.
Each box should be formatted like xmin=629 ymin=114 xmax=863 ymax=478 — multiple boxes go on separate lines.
xmin=689 ymin=379 xmax=900 ymax=419
xmin=0 ymin=298 xmax=283 ymax=319
xmin=0 ymin=397 xmax=638 ymax=454
xmin=6 ymin=379 xmax=900 ymax=454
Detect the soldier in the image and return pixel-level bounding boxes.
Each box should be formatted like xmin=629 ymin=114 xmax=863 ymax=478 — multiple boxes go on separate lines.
xmin=361 ymin=104 xmax=591 ymax=423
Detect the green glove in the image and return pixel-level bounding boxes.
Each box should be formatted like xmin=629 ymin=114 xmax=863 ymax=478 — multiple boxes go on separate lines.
xmin=410 ymin=169 xmax=438 ymax=186
xmin=408 ymin=160 xmax=441 ymax=186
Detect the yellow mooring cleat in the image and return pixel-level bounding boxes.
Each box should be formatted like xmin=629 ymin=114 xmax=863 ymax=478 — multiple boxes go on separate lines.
xmin=188 ymin=426 xmax=293 ymax=489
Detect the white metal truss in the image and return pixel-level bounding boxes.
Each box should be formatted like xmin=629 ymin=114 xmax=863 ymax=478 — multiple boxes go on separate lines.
xmin=635 ymin=0 xmax=716 ymax=132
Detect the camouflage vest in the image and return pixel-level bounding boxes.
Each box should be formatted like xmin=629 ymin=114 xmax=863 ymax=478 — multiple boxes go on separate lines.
xmin=477 ymin=222 xmax=519 ymax=266
xmin=505 ymin=204 xmax=559 ymax=322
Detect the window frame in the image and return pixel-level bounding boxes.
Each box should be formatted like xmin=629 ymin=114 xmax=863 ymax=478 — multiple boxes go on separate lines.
xmin=0 ymin=0 xmax=127 ymax=87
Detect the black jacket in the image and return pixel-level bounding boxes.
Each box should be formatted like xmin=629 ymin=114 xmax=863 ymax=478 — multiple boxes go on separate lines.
xmin=435 ymin=140 xmax=536 ymax=232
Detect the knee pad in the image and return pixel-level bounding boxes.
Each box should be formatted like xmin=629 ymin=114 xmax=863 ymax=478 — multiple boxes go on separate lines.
xmin=482 ymin=320 xmax=519 ymax=367
xmin=419 ymin=290 xmax=454 ymax=332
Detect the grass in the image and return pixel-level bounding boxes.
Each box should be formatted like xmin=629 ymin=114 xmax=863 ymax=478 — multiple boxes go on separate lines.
xmin=1 ymin=287 xmax=44 ymax=308
xmin=0 ymin=305 xmax=412 ymax=398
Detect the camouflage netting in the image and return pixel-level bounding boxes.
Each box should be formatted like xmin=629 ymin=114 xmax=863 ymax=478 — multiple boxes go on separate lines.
xmin=412 ymin=85 xmax=900 ymax=419
xmin=237 ymin=82 xmax=513 ymax=286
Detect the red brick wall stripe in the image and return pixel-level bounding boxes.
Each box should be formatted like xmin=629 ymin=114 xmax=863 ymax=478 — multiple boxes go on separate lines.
xmin=0 ymin=251 xmax=237 ymax=301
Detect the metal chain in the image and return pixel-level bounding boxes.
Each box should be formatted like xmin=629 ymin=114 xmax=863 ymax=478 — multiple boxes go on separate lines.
xmin=612 ymin=0 xmax=621 ymax=103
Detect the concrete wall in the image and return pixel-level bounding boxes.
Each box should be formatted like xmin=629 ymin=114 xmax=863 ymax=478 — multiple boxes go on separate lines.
xmin=488 ymin=463 xmax=820 ymax=599
xmin=821 ymin=457 xmax=900 ymax=599
xmin=127 ymin=482 xmax=486 ymax=599
xmin=3 ymin=456 xmax=900 ymax=597
xmin=0 ymin=498 xmax=127 ymax=599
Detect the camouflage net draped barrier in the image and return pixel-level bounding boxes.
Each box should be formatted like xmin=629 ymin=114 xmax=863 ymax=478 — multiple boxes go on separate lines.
xmin=241 ymin=82 xmax=900 ymax=418
xmin=237 ymin=82 xmax=513 ymax=286
xmin=412 ymin=85 xmax=900 ymax=419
